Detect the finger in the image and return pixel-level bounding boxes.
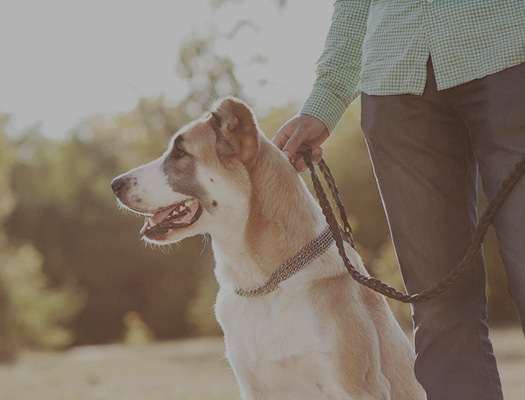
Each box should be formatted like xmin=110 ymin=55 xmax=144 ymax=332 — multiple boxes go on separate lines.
xmin=272 ymin=120 xmax=296 ymax=149
xmin=282 ymin=128 xmax=307 ymax=160
xmin=312 ymin=147 xmax=323 ymax=164
xmin=291 ymin=154 xmax=308 ymax=172
xmin=272 ymin=130 xmax=289 ymax=150
xmin=290 ymin=147 xmax=321 ymax=169
xmin=295 ymin=159 xmax=308 ymax=172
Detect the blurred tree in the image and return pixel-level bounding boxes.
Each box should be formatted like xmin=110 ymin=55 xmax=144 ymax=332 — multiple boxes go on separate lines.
xmin=123 ymin=311 xmax=155 ymax=346
xmin=0 ymin=116 xmax=82 ymax=362
xmin=175 ymin=34 xmax=243 ymax=118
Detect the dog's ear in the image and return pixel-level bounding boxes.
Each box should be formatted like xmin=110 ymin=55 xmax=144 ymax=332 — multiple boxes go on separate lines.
xmin=210 ymin=97 xmax=259 ymax=169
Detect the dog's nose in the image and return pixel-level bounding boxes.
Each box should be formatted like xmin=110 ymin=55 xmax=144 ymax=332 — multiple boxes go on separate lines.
xmin=111 ymin=177 xmax=125 ymax=194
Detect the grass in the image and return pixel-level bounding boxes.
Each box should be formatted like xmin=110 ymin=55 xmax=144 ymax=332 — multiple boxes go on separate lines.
xmin=0 ymin=327 xmax=523 ymax=400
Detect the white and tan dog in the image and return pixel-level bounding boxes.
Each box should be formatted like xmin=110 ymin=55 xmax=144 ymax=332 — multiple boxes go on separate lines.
xmin=111 ymin=97 xmax=426 ymax=400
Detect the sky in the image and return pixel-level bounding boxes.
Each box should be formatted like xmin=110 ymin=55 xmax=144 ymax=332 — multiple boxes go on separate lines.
xmin=0 ymin=0 xmax=332 ymax=140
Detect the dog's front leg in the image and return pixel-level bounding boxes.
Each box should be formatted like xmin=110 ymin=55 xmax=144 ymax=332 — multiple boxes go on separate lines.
xmin=239 ymin=384 xmax=269 ymax=400
xmin=229 ymin=358 xmax=268 ymax=400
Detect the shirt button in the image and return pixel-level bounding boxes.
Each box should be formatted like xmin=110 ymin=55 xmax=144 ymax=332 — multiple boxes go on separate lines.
xmin=428 ymin=0 xmax=434 ymax=3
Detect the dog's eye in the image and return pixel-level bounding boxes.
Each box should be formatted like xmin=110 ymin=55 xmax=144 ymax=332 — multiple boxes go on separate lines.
xmin=172 ymin=145 xmax=187 ymax=159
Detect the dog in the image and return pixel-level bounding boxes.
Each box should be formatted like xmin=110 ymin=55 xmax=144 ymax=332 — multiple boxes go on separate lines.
xmin=111 ymin=97 xmax=426 ymax=399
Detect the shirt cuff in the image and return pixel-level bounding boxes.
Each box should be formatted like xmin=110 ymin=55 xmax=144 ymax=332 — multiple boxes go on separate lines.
xmin=300 ymin=85 xmax=354 ymax=133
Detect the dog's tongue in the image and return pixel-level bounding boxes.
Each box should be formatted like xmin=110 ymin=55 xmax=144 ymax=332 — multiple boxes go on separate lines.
xmin=140 ymin=205 xmax=178 ymax=235
xmin=151 ymin=205 xmax=178 ymax=224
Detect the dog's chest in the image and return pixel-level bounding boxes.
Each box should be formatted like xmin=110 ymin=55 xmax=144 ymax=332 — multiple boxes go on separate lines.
xmin=215 ymin=288 xmax=318 ymax=361
xmin=215 ymin=288 xmax=351 ymax=398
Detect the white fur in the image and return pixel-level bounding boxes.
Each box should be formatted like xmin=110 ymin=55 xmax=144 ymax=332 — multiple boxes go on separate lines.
xmin=214 ymin=244 xmax=363 ymax=399
xmin=118 ymin=158 xmax=190 ymax=214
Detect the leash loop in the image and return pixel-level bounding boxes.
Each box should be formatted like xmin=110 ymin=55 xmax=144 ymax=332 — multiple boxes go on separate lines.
xmin=301 ymin=149 xmax=525 ymax=303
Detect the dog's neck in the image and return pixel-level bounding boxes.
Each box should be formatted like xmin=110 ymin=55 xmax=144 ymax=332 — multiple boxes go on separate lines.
xmin=212 ymin=137 xmax=326 ymax=290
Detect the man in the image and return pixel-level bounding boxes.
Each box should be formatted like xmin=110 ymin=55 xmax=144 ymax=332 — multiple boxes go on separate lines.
xmin=272 ymin=1 xmax=525 ymax=399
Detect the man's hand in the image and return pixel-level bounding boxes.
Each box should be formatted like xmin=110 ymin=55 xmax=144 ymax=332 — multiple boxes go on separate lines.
xmin=272 ymin=114 xmax=329 ymax=172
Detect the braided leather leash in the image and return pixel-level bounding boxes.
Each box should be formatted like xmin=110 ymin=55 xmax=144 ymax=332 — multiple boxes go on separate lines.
xmin=301 ymin=150 xmax=525 ymax=303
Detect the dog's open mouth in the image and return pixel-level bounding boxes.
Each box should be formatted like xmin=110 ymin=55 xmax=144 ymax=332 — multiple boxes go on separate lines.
xmin=140 ymin=198 xmax=202 ymax=237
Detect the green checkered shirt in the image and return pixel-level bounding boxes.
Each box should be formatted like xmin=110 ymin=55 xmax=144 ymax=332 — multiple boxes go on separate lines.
xmin=301 ymin=0 xmax=525 ymax=132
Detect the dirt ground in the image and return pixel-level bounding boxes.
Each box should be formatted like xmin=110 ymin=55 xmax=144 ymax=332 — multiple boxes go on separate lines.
xmin=0 ymin=327 xmax=523 ymax=400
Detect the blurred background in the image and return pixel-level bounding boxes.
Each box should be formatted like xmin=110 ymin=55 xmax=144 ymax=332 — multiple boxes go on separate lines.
xmin=0 ymin=0 xmax=523 ymax=399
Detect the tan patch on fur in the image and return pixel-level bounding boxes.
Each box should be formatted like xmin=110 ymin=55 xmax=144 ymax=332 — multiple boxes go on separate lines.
xmin=202 ymin=97 xmax=323 ymax=278
xmin=171 ymin=113 xmax=251 ymax=189
xmin=210 ymin=97 xmax=260 ymax=170
xmin=243 ymin=140 xmax=322 ymax=277
xmin=309 ymin=273 xmax=385 ymax=398
xmin=309 ymin=269 xmax=425 ymax=399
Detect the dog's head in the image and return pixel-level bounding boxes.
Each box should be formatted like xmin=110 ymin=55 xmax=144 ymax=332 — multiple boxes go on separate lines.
xmin=111 ymin=97 xmax=262 ymax=244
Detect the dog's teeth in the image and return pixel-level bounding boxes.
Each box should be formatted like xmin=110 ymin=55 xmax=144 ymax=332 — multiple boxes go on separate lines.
xmin=150 ymin=220 xmax=157 ymax=228
xmin=184 ymin=200 xmax=192 ymax=207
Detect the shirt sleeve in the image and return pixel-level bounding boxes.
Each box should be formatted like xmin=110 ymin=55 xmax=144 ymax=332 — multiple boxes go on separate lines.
xmin=300 ymin=0 xmax=371 ymax=133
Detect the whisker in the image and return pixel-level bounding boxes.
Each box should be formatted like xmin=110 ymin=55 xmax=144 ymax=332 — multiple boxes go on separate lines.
xmin=200 ymin=234 xmax=210 ymax=256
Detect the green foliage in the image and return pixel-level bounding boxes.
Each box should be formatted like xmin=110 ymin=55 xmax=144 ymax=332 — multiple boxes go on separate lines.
xmin=123 ymin=311 xmax=155 ymax=346
xmin=187 ymin=271 xmax=222 ymax=336
xmin=0 ymin=242 xmax=83 ymax=350
xmin=0 ymin=119 xmax=83 ymax=362
xmin=175 ymin=34 xmax=243 ymax=118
